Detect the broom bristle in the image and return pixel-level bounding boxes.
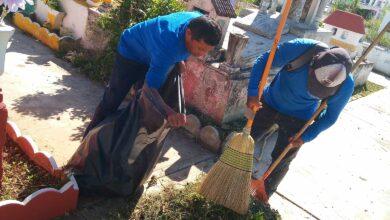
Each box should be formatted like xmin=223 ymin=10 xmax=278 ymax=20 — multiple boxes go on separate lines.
xmin=199 ymin=131 xmax=254 ymax=215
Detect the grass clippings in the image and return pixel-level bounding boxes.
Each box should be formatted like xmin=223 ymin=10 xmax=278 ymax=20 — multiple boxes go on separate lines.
xmin=58 ymin=179 xmax=280 ymax=220
xmin=130 ymin=181 xmax=280 ymax=220
xmin=0 ymin=137 xmax=67 ymax=201
xmin=351 ymin=81 xmax=384 ymax=101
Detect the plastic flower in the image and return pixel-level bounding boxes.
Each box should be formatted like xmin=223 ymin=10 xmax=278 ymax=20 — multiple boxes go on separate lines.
xmin=0 ymin=0 xmax=34 ymax=12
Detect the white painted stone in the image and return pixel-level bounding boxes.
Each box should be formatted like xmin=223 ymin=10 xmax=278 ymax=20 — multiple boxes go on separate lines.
xmin=183 ymin=114 xmax=201 ymax=137
xmin=199 ymin=125 xmax=221 ymax=153
xmin=61 ymin=0 xmax=89 ymax=41
xmin=35 ymin=0 xmax=65 ymax=30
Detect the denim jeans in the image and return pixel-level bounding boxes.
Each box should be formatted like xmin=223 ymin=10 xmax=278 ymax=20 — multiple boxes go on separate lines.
xmin=251 ymin=100 xmax=306 ymax=196
xmin=84 ymin=54 xmax=149 ymax=137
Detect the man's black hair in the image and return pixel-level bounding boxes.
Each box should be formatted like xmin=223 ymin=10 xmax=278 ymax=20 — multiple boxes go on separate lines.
xmin=188 ymin=16 xmax=222 ymax=46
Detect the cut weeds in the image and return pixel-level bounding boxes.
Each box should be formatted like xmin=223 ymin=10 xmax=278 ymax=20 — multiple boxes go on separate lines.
xmin=60 ymin=179 xmax=280 ymax=219
xmin=0 ymin=137 xmax=67 ymax=201
xmin=130 ymin=180 xmax=281 ymax=220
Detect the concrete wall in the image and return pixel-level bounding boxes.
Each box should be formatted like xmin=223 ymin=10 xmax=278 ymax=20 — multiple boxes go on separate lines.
xmin=364 ymin=43 xmax=390 ymax=76
xmin=353 ymin=61 xmax=374 ymax=86
xmin=290 ymin=26 xmax=332 ymax=45
xmin=324 ymin=24 xmax=363 ymax=45
xmin=222 ymin=73 xmax=250 ymax=123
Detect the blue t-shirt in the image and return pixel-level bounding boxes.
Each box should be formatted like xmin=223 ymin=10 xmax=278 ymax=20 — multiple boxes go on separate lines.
xmin=248 ymin=38 xmax=354 ymax=142
xmin=118 ymin=11 xmax=202 ymax=89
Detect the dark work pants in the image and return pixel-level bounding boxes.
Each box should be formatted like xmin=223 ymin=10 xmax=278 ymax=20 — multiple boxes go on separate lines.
xmin=251 ymin=101 xmax=306 ymax=196
xmin=83 ymin=54 xmax=149 ymax=137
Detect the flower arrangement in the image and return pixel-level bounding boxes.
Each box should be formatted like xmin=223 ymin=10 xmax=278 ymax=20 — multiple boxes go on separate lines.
xmin=0 ymin=0 xmax=33 ymax=25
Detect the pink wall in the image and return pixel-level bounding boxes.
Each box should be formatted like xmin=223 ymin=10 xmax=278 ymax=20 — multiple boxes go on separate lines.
xmin=183 ymin=57 xmax=249 ymax=124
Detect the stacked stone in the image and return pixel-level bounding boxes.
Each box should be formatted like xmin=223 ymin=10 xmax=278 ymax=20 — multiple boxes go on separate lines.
xmin=183 ymin=114 xmax=222 ymax=153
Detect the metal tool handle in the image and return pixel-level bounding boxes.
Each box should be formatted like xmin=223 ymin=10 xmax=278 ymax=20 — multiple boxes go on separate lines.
xmin=177 ymin=74 xmax=186 ymax=115
xmin=263 ymin=100 xmax=328 ymax=180
xmin=244 ymin=0 xmax=292 ymax=132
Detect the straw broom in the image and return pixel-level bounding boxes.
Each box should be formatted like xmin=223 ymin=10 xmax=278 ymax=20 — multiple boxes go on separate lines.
xmin=198 ymin=0 xmax=294 ymax=214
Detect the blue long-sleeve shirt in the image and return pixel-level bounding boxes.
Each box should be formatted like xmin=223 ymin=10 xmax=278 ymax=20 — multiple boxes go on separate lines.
xmin=117 ymin=11 xmax=202 ymax=89
xmin=248 ymin=38 xmax=354 ymax=142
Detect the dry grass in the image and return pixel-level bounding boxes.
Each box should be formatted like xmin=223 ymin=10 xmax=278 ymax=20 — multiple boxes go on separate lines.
xmin=351 ymin=81 xmax=384 ymax=101
xmin=130 ymin=180 xmax=280 ymax=220
xmin=0 ymin=137 xmax=67 ymax=201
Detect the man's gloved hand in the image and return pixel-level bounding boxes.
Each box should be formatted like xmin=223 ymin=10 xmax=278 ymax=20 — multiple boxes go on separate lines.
xmin=288 ymin=136 xmax=304 ymax=148
xmin=246 ymin=95 xmax=262 ymax=111
xmin=167 ymin=112 xmax=187 ymax=128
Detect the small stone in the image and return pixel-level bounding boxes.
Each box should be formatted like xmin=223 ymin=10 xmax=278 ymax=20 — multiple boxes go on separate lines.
xmin=199 ymin=125 xmax=221 ymax=153
xmin=183 ymin=114 xmax=201 ymax=137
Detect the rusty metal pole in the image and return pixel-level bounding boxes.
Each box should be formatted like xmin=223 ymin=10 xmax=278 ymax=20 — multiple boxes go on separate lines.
xmin=351 ymin=22 xmax=390 ymax=73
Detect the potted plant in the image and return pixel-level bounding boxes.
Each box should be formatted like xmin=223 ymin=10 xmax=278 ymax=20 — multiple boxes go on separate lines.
xmin=0 ymin=0 xmax=33 ymax=75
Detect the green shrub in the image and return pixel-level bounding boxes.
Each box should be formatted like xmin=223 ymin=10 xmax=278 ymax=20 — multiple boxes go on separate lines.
xmin=331 ymin=0 xmax=374 ymax=19
xmin=45 ymin=0 xmax=62 ymax=11
xmin=63 ymin=0 xmax=185 ymax=83
xmin=146 ymin=0 xmax=186 ymax=20
xmin=364 ymin=19 xmax=390 ymax=48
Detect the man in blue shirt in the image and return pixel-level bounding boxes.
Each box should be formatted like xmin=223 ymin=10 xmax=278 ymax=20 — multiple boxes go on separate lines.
xmin=84 ymin=12 xmax=222 ymax=137
xmin=247 ymin=38 xmax=354 ymax=201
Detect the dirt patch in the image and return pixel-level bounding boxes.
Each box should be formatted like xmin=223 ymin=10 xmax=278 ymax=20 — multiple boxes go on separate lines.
xmin=0 ymin=137 xmax=67 ymax=201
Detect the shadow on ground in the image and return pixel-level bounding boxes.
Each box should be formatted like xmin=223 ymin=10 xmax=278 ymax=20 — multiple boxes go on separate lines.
xmin=56 ymin=187 xmax=144 ymax=220
xmin=7 ymin=27 xmax=215 ymax=185
xmin=10 ymin=74 xmax=97 ymax=141
xmin=159 ymin=129 xmax=215 ymax=182
xmin=7 ymin=29 xmax=103 ymax=141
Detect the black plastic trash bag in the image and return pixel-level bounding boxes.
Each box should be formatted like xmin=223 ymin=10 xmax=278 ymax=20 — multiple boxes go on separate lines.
xmin=66 ymin=69 xmax=185 ymax=196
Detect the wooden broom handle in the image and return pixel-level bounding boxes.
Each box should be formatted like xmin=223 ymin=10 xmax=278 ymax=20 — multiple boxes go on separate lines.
xmin=245 ymin=0 xmax=293 ymax=130
xmin=263 ymin=100 xmax=328 ymax=180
